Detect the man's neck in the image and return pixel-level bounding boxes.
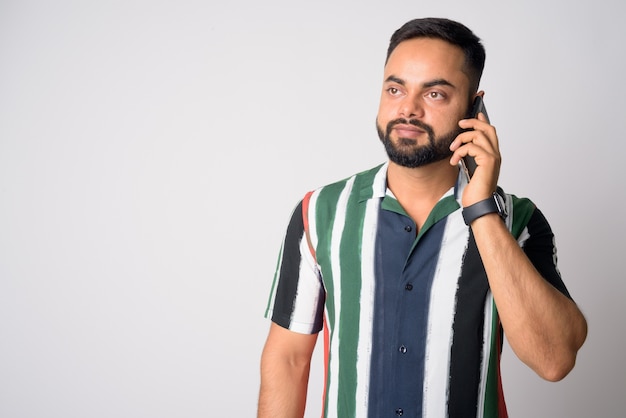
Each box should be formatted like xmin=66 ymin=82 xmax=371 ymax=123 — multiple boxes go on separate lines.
xmin=386 ymin=159 xmax=459 ymax=229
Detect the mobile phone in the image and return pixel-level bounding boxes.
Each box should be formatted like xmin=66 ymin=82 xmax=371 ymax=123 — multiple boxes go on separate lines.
xmin=461 ymin=96 xmax=490 ymax=180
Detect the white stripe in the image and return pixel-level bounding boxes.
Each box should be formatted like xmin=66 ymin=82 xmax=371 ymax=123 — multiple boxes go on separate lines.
xmin=324 ymin=175 xmax=356 ymax=418
xmin=476 ymin=292 xmax=494 ymax=418
xmin=289 ymin=228 xmax=324 ymax=333
xmin=307 ymin=190 xmax=320 ymax=257
xmin=503 ymin=193 xmax=513 ymax=231
xmin=517 ymin=226 xmax=530 ymax=247
xmin=504 ymin=191 xmax=529 ymax=250
xmin=354 ymin=166 xmax=387 ymax=416
xmin=422 ymin=210 xmax=469 ymax=418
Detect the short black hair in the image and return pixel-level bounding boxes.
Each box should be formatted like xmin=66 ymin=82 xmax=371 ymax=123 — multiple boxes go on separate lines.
xmin=386 ymin=18 xmax=486 ymax=94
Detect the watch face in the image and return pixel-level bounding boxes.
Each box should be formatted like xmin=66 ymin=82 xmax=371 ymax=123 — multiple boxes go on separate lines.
xmin=494 ymin=193 xmax=508 ymax=218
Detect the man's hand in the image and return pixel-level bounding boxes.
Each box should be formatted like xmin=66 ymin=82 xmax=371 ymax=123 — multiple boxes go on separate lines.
xmin=449 ymin=111 xmax=501 ymax=207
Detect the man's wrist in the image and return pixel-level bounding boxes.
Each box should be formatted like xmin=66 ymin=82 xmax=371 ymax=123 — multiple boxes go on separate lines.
xmin=462 ymin=192 xmax=507 ymax=225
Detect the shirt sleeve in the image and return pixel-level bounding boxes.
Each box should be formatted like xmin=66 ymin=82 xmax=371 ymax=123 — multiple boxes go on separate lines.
xmin=520 ymin=207 xmax=572 ymax=299
xmin=264 ymin=199 xmax=325 ymax=334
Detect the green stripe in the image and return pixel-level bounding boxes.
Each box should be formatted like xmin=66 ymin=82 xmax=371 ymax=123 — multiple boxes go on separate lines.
xmin=418 ymin=194 xmax=459 ymax=239
xmin=510 ymin=195 xmax=536 ymax=238
xmin=314 ymin=181 xmax=343 ymax=417
xmin=313 ymin=166 xmax=381 ymax=417
xmin=337 ymin=182 xmax=367 ymax=417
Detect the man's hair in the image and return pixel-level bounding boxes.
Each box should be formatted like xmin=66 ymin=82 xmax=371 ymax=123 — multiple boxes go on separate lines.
xmin=386 ymin=18 xmax=486 ymax=94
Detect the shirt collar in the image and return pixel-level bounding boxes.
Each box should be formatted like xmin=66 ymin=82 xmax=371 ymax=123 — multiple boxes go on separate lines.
xmin=370 ymin=161 xmax=468 ymax=205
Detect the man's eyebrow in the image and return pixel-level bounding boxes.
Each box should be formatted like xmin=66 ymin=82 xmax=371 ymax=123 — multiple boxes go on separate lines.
xmin=423 ymin=78 xmax=455 ymax=89
xmin=384 ymin=76 xmax=456 ymax=89
xmin=384 ymin=75 xmax=405 ymax=85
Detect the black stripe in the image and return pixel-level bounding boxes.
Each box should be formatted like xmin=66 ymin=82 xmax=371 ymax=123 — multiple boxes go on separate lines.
xmin=523 ymin=208 xmax=571 ymax=299
xmin=448 ymin=232 xmax=490 ymax=417
xmin=271 ymin=200 xmax=306 ymax=329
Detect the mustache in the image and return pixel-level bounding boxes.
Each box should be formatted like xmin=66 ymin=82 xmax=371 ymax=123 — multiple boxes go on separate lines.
xmin=386 ymin=118 xmax=435 ymax=137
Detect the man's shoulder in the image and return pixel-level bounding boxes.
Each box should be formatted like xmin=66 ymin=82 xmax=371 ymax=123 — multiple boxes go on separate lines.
xmin=301 ymin=163 xmax=386 ymax=215
xmin=317 ymin=164 xmax=384 ymax=188
xmin=313 ymin=163 xmax=386 ymax=194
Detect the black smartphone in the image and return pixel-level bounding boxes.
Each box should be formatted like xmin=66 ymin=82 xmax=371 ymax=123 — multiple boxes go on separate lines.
xmin=461 ymin=96 xmax=490 ymax=180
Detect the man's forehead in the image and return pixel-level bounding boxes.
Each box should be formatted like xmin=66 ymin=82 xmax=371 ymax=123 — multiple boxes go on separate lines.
xmin=386 ymin=38 xmax=465 ymax=67
xmin=383 ymin=38 xmax=468 ymax=84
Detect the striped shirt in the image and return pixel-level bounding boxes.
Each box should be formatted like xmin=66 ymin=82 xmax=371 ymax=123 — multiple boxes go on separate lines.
xmin=265 ymin=163 xmax=570 ymax=418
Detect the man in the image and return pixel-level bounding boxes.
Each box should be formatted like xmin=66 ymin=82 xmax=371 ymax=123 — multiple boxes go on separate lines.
xmin=258 ymin=18 xmax=587 ymax=418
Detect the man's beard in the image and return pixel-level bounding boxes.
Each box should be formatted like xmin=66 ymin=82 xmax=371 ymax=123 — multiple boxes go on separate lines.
xmin=376 ymin=118 xmax=462 ymax=168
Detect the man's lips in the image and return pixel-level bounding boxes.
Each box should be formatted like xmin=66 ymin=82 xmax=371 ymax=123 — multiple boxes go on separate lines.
xmin=392 ymin=124 xmax=426 ymax=138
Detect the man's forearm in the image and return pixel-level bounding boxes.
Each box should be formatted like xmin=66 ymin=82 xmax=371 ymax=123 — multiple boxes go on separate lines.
xmin=470 ymin=213 xmax=587 ymax=381
xmin=258 ymin=354 xmax=311 ymax=418
xmin=258 ymin=324 xmax=318 ymax=418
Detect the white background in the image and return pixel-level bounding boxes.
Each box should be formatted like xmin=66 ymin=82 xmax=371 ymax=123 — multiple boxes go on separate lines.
xmin=1 ymin=0 xmax=624 ymax=417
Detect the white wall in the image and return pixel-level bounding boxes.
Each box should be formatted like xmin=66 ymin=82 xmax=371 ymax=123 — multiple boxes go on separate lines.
xmin=1 ymin=0 xmax=624 ymax=416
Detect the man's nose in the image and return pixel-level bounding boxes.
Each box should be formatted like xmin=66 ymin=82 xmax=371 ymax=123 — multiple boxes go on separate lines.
xmin=399 ymin=95 xmax=425 ymax=119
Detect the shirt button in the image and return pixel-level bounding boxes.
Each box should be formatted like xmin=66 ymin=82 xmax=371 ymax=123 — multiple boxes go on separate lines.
xmin=405 ymin=283 xmax=413 ymax=291
xmin=395 ymin=408 xmax=404 ymax=416
xmin=404 ymin=225 xmax=412 ymax=232
xmin=399 ymin=345 xmax=407 ymax=354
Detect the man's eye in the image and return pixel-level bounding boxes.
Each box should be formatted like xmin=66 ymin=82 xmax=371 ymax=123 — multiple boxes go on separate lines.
xmin=428 ymin=91 xmax=445 ymax=99
xmin=387 ymin=87 xmax=400 ymax=95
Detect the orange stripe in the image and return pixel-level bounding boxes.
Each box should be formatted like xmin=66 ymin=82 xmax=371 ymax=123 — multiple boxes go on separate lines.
xmin=301 ymin=191 xmax=328 ymax=417
xmin=302 ymin=191 xmax=316 ymax=260
xmin=320 ymin=313 xmax=330 ymax=418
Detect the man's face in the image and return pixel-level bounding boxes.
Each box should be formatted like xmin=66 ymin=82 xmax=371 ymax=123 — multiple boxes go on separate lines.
xmin=376 ymin=37 xmax=472 ymax=168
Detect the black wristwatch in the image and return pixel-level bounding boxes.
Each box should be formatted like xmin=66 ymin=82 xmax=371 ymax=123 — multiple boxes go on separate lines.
xmin=462 ymin=192 xmax=508 ymax=225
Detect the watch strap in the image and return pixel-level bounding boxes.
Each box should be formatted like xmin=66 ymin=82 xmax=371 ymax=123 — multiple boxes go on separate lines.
xmin=462 ymin=193 xmax=506 ymax=225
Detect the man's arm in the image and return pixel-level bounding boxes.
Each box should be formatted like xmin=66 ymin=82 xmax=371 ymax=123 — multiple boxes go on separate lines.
xmin=258 ymin=322 xmax=318 ymax=418
xmin=470 ymin=213 xmax=587 ymax=381
xmin=451 ymin=110 xmax=587 ymax=381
